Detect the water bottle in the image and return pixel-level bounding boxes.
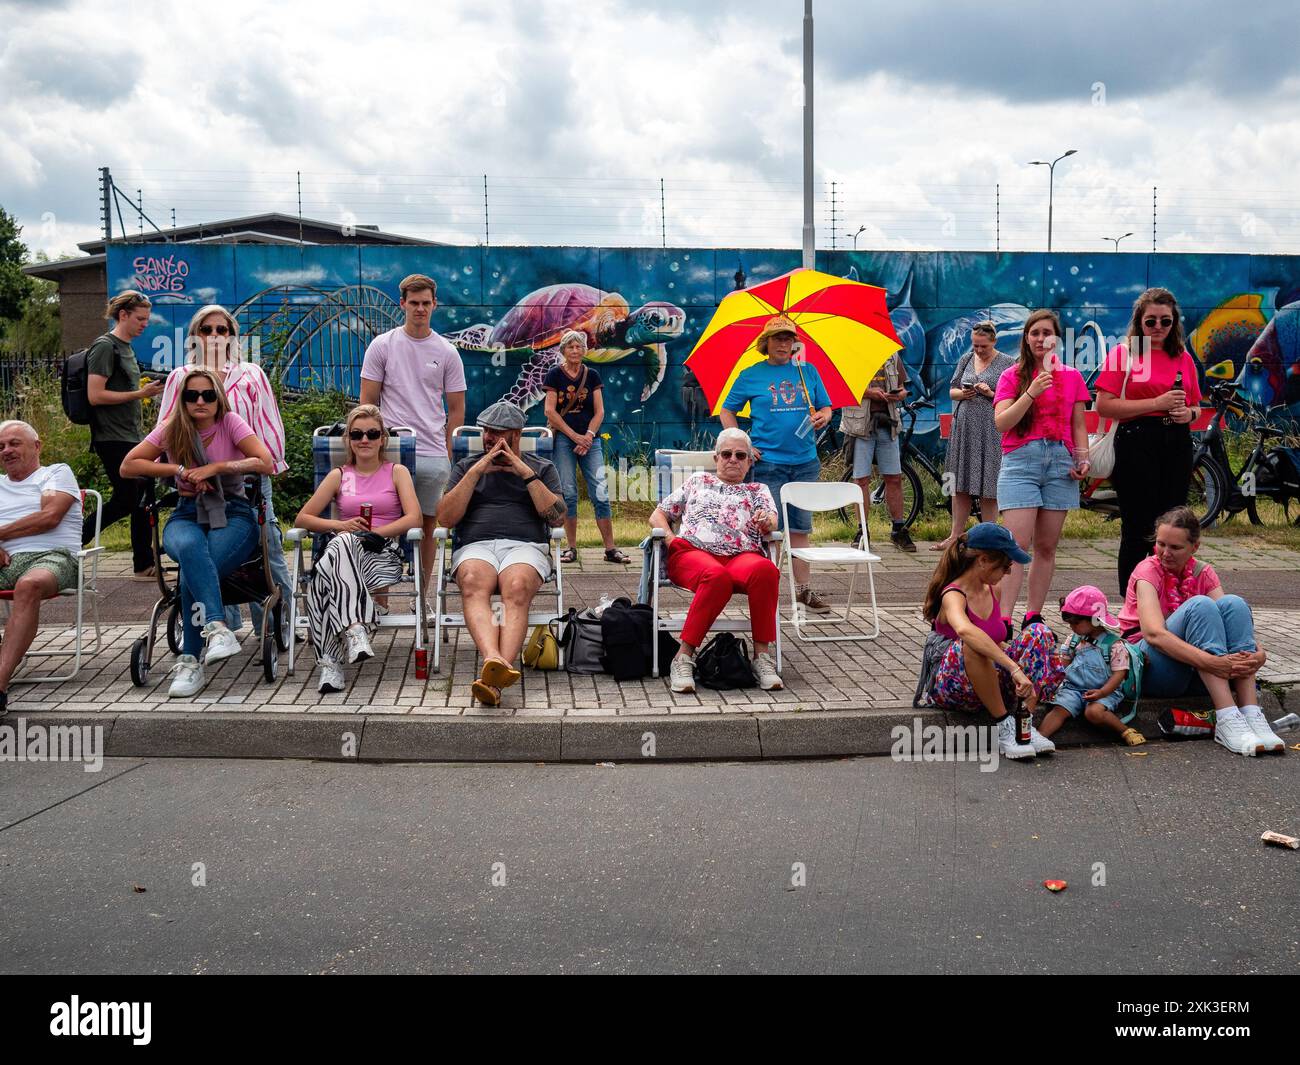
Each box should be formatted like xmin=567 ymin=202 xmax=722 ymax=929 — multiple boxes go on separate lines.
xmin=1271 ymin=712 xmax=1300 ymax=733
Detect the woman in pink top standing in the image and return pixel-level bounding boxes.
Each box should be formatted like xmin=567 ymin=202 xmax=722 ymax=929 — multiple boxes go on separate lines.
xmin=1094 ymin=288 xmax=1202 ymax=596
xmin=992 ymin=309 xmax=1092 ymax=633
xmin=156 ymin=305 xmax=292 ymax=638
xmin=1119 ymin=506 xmax=1283 ymax=758
xmin=294 ymin=405 xmax=421 ymax=695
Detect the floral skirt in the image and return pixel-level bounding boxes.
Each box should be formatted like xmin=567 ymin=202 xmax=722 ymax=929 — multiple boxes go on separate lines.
xmin=929 ymin=624 xmax=1064 ymax=712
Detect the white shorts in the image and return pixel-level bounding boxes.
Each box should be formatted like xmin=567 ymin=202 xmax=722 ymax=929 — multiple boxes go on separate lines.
xmin=450 ymin=538 xmax=551 ymax=582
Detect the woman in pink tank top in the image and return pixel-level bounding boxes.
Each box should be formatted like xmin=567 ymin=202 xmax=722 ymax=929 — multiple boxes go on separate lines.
xmin=294 ymin=405 xmax=421 ymax=695
xmin=918 ymin=523 xmax=1065 ymax=760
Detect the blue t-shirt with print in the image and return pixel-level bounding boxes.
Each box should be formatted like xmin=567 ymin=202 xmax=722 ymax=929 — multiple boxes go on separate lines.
xmin=722 ymin=360 xmax=831 ymax=465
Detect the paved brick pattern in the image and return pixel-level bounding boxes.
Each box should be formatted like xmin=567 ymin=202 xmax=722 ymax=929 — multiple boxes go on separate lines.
xmin=8 ymin=542 xmax=1300 ymax=717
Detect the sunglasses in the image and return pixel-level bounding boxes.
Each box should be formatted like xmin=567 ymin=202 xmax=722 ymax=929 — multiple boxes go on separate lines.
xmin=718 ymin=449 xmax=750 ymax=461
xmin=198 ymin=324 xmax=231 ymax=336
xmin=182 ymin=389 xmax=218 ymax=403
xmin=349 ymin=428 xmax=384 ymax=441
xmin=1143 ymin=316 xmax=1174 ymax=328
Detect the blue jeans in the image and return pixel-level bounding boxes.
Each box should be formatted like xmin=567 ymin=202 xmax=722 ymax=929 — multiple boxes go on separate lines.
xmin=752 ymin=457 xmax=821 ymax=533
xmin=163 ymin=498 xmax=260 ymax=657
xmin=553 ymin=436 xmax=612 ymax=520
xmin=1138 ymin=594 xmax=1256 ymax=698
xmin=224 ymin=475 xmax=292 ymax=635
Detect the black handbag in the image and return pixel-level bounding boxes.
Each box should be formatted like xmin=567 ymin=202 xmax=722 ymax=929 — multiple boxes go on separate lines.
xmin=693 ymin=632 xmax=756 ymax=690
xmin=555 ymin=608 xmax=606 ymax=675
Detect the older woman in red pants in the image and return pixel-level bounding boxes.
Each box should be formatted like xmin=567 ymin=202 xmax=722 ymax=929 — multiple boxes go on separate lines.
xmin=649 ymin=428 xmax=782 ymax=695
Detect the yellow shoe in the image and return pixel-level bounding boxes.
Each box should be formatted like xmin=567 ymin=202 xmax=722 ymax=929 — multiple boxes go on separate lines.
xmin=1121 ymin=728 xmax=1147 ymax=746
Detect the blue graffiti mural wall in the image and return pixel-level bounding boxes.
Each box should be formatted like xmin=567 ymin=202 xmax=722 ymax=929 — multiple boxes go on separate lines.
xmin=109 ymin=245 xmax=1300 ymax=455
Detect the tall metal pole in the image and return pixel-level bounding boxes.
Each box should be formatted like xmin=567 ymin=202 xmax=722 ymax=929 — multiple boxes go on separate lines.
xmin=801 ymin=0 xmax=815 ymax=268
xmin=1046 ymin=166 xmax=1055 ymax=253
xmin=100 ymin=167 xmax=113 ymax=241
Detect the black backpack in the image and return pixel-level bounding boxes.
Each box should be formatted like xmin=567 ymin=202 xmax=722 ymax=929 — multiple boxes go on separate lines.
xmin=599 ymin=596 xmax=678 ymax=681
xmin=693 ymin=632 xmax=756 ymax=690
xmin=61 ymin=341 xmax=99 ymax=426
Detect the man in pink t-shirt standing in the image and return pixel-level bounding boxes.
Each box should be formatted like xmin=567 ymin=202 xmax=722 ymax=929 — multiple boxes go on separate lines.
xmin=361 ymin=273 xmax=467 ymax=595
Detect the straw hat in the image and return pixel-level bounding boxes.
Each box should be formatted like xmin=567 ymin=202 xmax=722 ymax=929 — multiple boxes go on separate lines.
xmin=755 ymin=315 xmax=803 ymax=355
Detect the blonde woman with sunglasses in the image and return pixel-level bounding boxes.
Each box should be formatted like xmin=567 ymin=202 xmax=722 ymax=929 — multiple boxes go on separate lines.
xmin=293 ymin=405 xmax=421 ymax=695
xmin=155 ymin=305 xmax=292 ymax=638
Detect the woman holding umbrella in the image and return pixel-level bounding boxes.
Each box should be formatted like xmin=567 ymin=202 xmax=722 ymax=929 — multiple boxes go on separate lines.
xmin=720 ymin=316 xmax=834 ymax=613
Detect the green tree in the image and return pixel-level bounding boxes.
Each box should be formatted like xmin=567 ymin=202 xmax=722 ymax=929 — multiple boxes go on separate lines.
xmin=0 ymin=205 xmax=34 ymax=328
xmin=1 ymin=253 xmax=61 ymax=354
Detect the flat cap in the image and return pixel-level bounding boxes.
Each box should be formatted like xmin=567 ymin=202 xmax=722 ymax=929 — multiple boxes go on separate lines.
xmin=476 ymin=399 xmax=527 ymax=430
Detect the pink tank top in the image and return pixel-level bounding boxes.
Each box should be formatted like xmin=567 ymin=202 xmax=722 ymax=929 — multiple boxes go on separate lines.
xmin=934 ymin=581 xmax=1004 ymax=643
xmin=338 ymin=462 xmax=401 ymax=527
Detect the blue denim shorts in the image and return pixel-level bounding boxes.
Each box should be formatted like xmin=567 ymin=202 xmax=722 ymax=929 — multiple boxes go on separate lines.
xmin=996 ymin=439 xmax=1079 ymax=511
xmin=852 ymin=427 xmax=902 ymax=478
xmin=752 ymin=457 xmax=822 ymax=533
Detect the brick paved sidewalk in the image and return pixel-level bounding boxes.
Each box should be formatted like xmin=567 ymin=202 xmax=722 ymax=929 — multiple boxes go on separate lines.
xmin=8 ymin=539 xmax=1300 ymax=717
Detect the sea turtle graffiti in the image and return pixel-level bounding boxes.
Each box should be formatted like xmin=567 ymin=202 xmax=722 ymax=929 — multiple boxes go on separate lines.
xmin=444 ymin=283 xmax=686 ymax=411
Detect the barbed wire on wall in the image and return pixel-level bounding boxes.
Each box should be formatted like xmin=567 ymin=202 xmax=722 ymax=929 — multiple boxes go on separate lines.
xmin=103 ymin=168 xmax=1300 ymax=254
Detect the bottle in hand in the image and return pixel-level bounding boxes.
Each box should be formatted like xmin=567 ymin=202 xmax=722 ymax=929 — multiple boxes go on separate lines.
xmin=1015 ymin=698 xmax=1032 ymax=746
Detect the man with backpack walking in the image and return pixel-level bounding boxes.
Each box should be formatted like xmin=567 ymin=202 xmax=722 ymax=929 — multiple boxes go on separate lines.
xmin=81 ymin=290 xmax=163 ymax=579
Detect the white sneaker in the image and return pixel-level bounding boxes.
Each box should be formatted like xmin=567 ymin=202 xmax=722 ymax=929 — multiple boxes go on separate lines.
xmin=201 ymin=621 xmax=241 ymax=665
xmin=753 ymin=651 xmax=783 ymax=691
xmin=669 ymin=653 xmax=696 ymax=693
xmin=1214 ymin=707 xmax=1262 ymax=756
xmin=1240 ymin=706 xmax=1285 ymax=753
xmin=1028 ymin=724 xmax=1056 ymax=755
xmin=997 ymin=714 xmax=1036 ymax=760
xmin=168 ymin=654 xmax=205 ymax=697
xmin=317 ymin=657 xmax=345 ymax=694
xmin=343 ymin=624 xmax=373 ymax=665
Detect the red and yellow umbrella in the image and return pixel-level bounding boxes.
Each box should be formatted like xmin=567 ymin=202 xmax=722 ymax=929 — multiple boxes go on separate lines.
xmin=686 ymin=268 xmax=902 ymax=415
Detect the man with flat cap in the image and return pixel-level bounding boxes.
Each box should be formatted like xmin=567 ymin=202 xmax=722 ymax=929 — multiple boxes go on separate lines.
xmin=436 ymin=401 xmax=566 ymax=706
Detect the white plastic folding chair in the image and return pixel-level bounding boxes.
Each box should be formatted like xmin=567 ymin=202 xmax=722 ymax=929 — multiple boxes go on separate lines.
xmin=286 ymin=426 xmax=425 ymax=677
xmin=431 ymin=425 xmax=565 ymax=673
xmin=3 ymin=488 xmax=104 ymax=684
xmin=780 ymin=480 xmax=881 ymax=642
xmin=642 ymin=449 xmax=783 ymax=677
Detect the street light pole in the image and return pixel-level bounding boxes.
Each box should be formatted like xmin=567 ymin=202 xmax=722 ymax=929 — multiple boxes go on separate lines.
xmin=1029 ymin=149 xmax=1077 ymax=252
xmin=848 ymin=225 xmax=865 ymax=250
xmin=1102 ymin=232 xmax=1134 ymax=252
xmin=801 ymin=0 xmax=815 ymax=269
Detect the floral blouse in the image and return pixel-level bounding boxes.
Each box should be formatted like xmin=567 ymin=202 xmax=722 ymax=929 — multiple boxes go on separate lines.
xmin=657 ymin=472 xmax=777 ymax=556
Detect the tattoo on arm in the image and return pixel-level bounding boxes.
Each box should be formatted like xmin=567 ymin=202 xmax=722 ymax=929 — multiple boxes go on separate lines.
xmin=543 ymin=500 xmax=567 ymax=526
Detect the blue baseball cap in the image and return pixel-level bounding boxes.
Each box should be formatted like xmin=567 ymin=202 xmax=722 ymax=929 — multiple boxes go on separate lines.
xmin=965 ymin=522 xmax=1031 ymax=564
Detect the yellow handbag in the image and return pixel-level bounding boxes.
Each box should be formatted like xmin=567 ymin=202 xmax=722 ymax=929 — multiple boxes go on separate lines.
xmin=523 ymin=623 xmax=560 ymax=670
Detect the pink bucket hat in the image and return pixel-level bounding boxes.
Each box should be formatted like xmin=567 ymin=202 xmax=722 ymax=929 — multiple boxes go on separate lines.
xmin=1060 ymin=585 xmax=1120 ymax=632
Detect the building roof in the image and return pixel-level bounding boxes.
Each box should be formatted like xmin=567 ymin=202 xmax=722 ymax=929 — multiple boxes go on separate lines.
xmin=25 ymin=212 xmax=441 ymax=283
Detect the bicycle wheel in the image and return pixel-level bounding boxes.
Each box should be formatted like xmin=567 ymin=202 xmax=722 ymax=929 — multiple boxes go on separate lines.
xmin=1246 ymin=490 xmax=1300 ymax=526
xmin=869 ymin=461 xmax=923 ymax=528
xmin=1189 ymin=454 xmax=1227 ymax=529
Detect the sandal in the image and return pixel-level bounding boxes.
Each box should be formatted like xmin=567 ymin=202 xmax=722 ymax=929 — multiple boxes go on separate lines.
xmin=471 ymin=680 xmax=502 ymax=706
xmin=481 ymin=658 xmax=522 ymax=690
xmin=604 ymin=547 xmax=631 ymax=565
xmin=1121 ymin=727 xmax=1147 ymax=747
xmin=559 ymin=547 xmax=578 ymax=565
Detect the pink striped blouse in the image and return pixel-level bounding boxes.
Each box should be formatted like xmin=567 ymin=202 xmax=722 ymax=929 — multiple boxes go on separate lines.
xmin=156 ymin=362 xmax=288 ymax=474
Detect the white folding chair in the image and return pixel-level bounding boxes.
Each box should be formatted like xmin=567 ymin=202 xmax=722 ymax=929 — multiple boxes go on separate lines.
xmin=642 ymin=449 xmax=783 ymax=677
xmin=3 ymin=488 xmax=104 ymax=684
xmin=431 ymin=425 xmax=565 ymax=673
xmin=286 ymin=426 xmax=425 ymax=676
xmin=780 ymin=480 xmax=881 ymax=642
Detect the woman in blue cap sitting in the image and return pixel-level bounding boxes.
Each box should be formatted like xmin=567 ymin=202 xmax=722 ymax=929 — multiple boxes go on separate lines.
xmin=917 ymin=523 xmax=1064 ymax=760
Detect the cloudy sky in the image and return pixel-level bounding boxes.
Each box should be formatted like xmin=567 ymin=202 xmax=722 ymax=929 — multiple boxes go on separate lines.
xmin=3 ymin=0 xmax=1298 ymax=257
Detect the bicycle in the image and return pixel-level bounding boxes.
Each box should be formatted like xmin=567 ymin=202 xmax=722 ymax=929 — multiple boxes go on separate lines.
xmin=834 ymin=398 xmax=944 ymax=530
xmin=1192 ymin=383 xmax=1300 ymax=527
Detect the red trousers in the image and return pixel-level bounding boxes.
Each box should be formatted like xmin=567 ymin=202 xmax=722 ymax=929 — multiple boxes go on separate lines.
xmin=666 ymin=539 xmax=780 ymax=647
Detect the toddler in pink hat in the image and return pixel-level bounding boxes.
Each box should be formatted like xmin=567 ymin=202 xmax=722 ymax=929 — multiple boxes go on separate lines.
xmin=1038 ymin=585 xmax=1146 ymax=746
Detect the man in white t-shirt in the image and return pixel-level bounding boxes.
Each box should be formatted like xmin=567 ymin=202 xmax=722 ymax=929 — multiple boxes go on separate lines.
xmin=360 ymin=272 xmax=466 ymax=594
xmin=0 ymin=420 xmax=84 ymax=716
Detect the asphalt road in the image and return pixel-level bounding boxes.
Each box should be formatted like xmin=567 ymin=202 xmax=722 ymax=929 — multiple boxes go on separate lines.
xmin=1 ymin=748 xmax=1296 ymax=974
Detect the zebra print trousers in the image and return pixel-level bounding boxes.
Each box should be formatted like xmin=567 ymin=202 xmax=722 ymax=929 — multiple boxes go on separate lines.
xmin=306 ymin=533 xmax=404 ymax=663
